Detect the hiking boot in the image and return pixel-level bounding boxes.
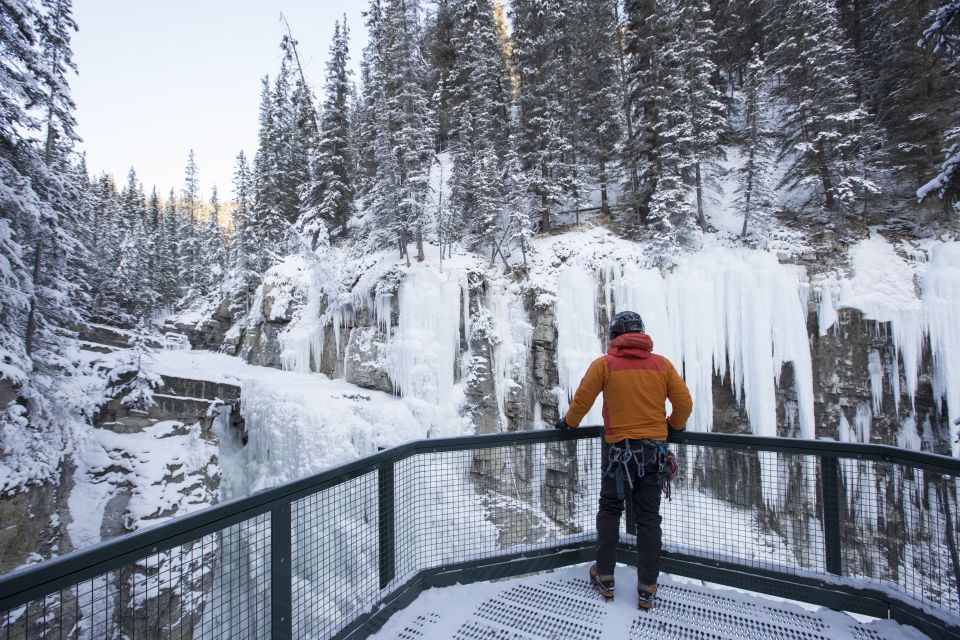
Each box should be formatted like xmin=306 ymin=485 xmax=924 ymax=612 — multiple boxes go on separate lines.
xmin=637 ymin=583 xmax=657 ymax=610
xmin=589 ymin=564 xmax=615 ymax=600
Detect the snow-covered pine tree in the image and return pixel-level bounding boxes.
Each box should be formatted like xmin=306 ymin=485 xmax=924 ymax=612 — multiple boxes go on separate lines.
xmin=447 ymin=0 xmax=512 ymax=252
xmin=228 ymin=151 xmax=257 ymax=319
xmin=63 ymin=154 xmax=95 ymax=319
xmin=371 ymin=0 xmax=437 ymax=263
xmin=89 ymin=173 xmax=125 ymax=319
xmin=424 ymin=0 xmax=457 ymax=152
xmin=766 ymin=0 xmax=873 ymax=228
xmin=285 ymin=36 xmax=318 ymax=227
xmin=251 ymin=76 xmax=290 ymax=270
xmin=300 ymin=17 xmax=354 ymax=247
xmin=160 ymin=188 xmax=181 ymax=305
xmin=144 ymin=187 xmax=162 ymax=311
xmin=622 ymin=0 xmax=664 ymax=225
xmin=354 ymin=0 xmax=386 ymax=203
xmin=199 ymin=186 xmax=226 ymax=297
xmin=113 ymin=167 xmax=150 ymax=317
xmin=736 ymin=48 xmax=775 ymax=240
xmin=0 ymin=0 xmax=88 ymax=482
xmin=677 ymin=0 xmax=726 ymax=230
xmin=569 ymin=0 xmax=622 ymax=218
xmin=511 ymin=0 xmax=580 ymax=231
xmin=917 ymin=1 xmax=960 ymax=217
xmin=179 ymin=150 xmax=200 ymax=294
xmin=106 ymin=320 xmax=163 ymax=412
xmin=269 ymin=57 xmax=303 ymax=227
xmin=502 ymin=142 xmax=534 ymax=267
xmin=922 ymin=1 xmax=960 ymax=55
xmin=625 ymin=0 xmax=726 ymax=234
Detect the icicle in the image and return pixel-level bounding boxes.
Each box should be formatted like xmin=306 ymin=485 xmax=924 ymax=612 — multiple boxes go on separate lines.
xmin=888 ymin=351 xmax=901 ymax=416
xmin=375 ymin=291 xmax=393 ymax=342
xmin=817 ymin=278 xmax=839 ymax=336
xmin=489 ymin=286 xmax=533 ymax=425
xmin=278 ymin=265 xmax=328 ymax=374
xmin=389 ymin=265 xmax=462 ymax=404
xmin=854 ymin=402 xmax=872 ymax=444
xmin=922 ymin=242 xmax=960 ymax=455
xmin=838 ymin=236 xmax=924 ymax=411
xmin=555 ymin=265 xmax=604 ymax=425
xmin=867 ymin=350 xmax=883 ymax=414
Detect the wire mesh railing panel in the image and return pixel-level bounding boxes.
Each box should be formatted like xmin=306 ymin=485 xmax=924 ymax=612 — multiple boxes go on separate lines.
xmin=393 ymin=438 xmax=602 ymax=582
xmin=662 ymin=445 xmax=826 ymax=577
xmin=291 ymin=471 xmax=379 ymax=639
xmin=0 ymin=512 xmax=271 ymax=640
xmin=837 ymin=459 xmax=960 ymax=615
xmin=2 ymin=431 xmax=958 ymax=639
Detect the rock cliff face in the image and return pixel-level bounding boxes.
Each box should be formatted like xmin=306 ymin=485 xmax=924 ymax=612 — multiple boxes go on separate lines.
xmin=235 ymin=258 xmax=952 ymax=451
xmin=225 ymin=250 xmax=953 ymax=586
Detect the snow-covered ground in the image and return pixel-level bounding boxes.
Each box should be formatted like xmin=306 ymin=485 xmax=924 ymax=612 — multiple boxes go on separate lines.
xmin=147 ymin=349 xmax=469 ymax=498
xmin=368 ymin=563 xmax=928 ymax=640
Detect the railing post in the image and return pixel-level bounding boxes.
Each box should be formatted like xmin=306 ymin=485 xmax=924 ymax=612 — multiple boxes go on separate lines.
xmin=820 ymin=455 xmax=842 ymax=576
xmin=271 ymin=502 xmax=292 ymax=639
xmin=379 ymin=457 xmax=396 ymax=589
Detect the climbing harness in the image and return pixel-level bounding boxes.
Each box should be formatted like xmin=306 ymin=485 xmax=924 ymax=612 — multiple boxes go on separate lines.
xmin=604 ymin=439 xmax=679 ymax=500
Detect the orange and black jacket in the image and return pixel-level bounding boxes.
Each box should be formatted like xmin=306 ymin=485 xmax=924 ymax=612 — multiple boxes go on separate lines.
xmin=564 ymin=332 xmax=693 ymax=443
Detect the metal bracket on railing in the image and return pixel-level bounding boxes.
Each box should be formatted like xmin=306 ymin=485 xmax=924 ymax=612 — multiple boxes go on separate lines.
xmin=820 ymin=455 xmax=843 ymax=576
xmin=379 ymin=458 xmax=396 ymax=589
xmin=272 ymin=502 xmax=293 ymax=640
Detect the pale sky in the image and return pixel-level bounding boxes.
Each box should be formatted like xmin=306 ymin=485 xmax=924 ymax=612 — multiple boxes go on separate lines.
xmin=72 ymin=1 xmax=369 ymax=201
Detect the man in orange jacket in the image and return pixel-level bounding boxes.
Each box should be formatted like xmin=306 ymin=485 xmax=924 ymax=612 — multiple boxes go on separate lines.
xmin=556 ymin=310 xmax=692 ymax=610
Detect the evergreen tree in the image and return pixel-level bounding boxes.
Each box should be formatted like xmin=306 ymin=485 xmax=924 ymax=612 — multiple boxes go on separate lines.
xmin=228 ymin=151 xmax=257 ymax=319
xmin=199 ymin=186 xmax=226 ymax=297
xmin=511 ymin=0 xmax=580 ymax=231
xmin=0 ymin=0 xmax=86 ymax=468
xmin=251 ymin=76 xmax=289 ymax=268
xmin=179 ymin=150 xmax=200 ymax=295
xmin=159 ymin=188 xmax=180 ymax=304
xmin=766 ymin=0 xmax=874 ymax=227
xmin=447 ymin=0 xmax=513 ymax=251
xmin=366 ymin=0 xmax=437 ymax=263
xmin=569 ymin=0 xmax=622 ymax=217
xmin=918 ymin=1 xmax=960 ymax=217
xmin=736 ymin=49 xmax=775 ymax=240
xmin=106 ymin=320 xmax=163 ymax=411
xmin=624 ymin=0 xmax=726 ymax=232
xmin=300 ymin=17 xmax=354 ymax=246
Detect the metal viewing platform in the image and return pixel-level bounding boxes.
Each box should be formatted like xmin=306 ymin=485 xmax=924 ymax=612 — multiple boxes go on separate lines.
xmin=0 ymin=428 xmax=958 ymax=639
xmin=371 ymin=565 xmax=925 ymax=640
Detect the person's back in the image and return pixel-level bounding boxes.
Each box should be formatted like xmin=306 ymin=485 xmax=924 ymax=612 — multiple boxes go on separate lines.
xmin=556 ymin=311 xmax=692 ymax=609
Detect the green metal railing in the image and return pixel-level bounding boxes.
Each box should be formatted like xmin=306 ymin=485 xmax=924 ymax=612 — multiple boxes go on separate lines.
xmin=1 ymin=428 xmax=958 ymax=639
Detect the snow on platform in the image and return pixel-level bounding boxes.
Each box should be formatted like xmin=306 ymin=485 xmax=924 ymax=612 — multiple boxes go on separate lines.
xmin=370 ymin=564 xmax=928 ymax=640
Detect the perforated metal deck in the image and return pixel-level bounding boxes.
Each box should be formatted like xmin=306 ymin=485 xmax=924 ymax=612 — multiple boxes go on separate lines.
xmin=371 ymin=565 xmax=929 ymax=640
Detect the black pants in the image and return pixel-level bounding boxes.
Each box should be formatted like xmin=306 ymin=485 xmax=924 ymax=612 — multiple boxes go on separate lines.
xmin=595 ymin=441 xmax=663 ymax=586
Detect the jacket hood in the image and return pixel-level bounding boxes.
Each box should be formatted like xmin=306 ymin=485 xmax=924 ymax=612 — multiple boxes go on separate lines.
xmin=607 ymin=332 xmax=654 ymax=358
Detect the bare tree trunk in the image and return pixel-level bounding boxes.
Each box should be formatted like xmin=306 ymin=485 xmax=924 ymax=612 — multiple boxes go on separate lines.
xmin=815 ymin=140 xmax=835 ymax=211
xmin=415 ymin=223 xmax=425 ymax=262
xmin=741 ymin=149 xmax=754 ymax=240
xmin=695 ymin=161 xmax=707 ymax=229
xmin=613 ymin=3 xmax=642 ymax=223
xmin=25 ymin=239 xmax=42 ymax=358
xmin=540 ymin=160 xmax=550 ymax=231
xmin=599 ymin=158 xmax=611 ymax=217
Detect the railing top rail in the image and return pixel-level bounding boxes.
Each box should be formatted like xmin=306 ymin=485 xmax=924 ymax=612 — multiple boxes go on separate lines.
xmin=0 ymin=426 xmax=956 ymax=613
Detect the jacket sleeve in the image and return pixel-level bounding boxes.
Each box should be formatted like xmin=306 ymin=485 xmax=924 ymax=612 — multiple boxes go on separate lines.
xmin=664 ymin=358 xmax=693 ymax=429
xmin=564 ymin=357 xmax=607 ymax=427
